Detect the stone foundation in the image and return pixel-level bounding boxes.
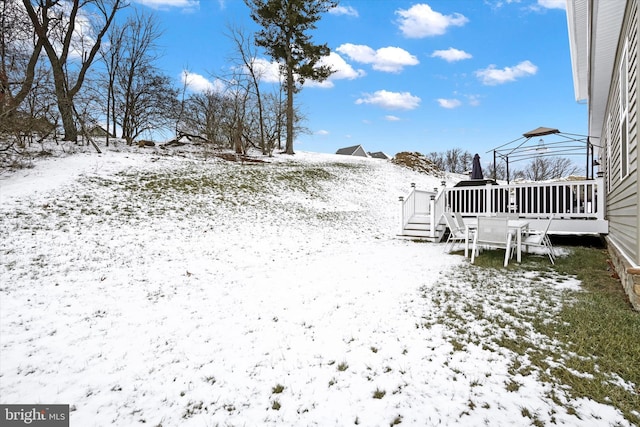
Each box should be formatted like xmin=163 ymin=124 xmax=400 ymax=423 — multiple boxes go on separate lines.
xmin=605 ymin=237 xmax=640 ymax=311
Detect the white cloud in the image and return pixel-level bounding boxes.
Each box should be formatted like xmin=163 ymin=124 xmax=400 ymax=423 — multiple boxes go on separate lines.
xmin=431 ymin=47 xmax=472 ymax=62
xmin=250 ymin=53 xmax=365 ymax=89
xmin=489 ymin=0 xmax=565 ymax=11
xmin=537 ymin=0 xmax=565 ymax=9
xmin=135 ymin=0 xmax=199 ymax=11
xmin=316 ymin=129 xmax=330 ymax=136
xmin=385 ymin=115 xmax=401 ymax=121
xmin=303 ymin=54 xmax=341 ymax=88
xmin=486 ymin=0 xmax=521 ymax=8
xmin=466 ymin=94 xmax=481 ymax=107
xmin=475 ymin=60 xmax=538 ymax=85
xmin=355 ymin=90 xmax=421 ymax=110
xmin=251 ymin=58 xmax=283 ymax=84
xmin=437 ymin=98 xmax=462 ymax=109
xmin=181 ymin=70 xmax=223 ymax=93
xmin=336 ymin=43 xmax=419 ymax=73
xmin=321 ymin=52 xmax=366 ymax=81
xmin=329 ymin=5 xmax=358 ymax=17
xmin=396 ymin=4 xmax=468 ymax=38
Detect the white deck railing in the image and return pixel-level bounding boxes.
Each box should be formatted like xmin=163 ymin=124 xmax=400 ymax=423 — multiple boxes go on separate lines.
xmin=400 ymin=178 xmax=607 ymax=237
xmin=444 ymin=178 xmax=605 ymax=219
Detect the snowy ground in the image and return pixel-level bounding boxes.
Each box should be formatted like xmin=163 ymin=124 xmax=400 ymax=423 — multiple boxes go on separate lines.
xmin=0 ymin=144 xmax=634 ymax=426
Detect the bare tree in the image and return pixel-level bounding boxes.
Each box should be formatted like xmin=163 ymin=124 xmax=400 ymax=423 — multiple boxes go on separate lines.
xmin=113 ymin=10 xmax=164 ymax=144
xmin=120 ymin=71 xmax=178 ymax=143
xmin=227 ymin=25 xmax=271 ymax=155
xmin=487 ymin=161 xmax=506 ymax=181
xmin=0 ymin=0 xmax=46 ymax=135
xmin=260 ymin=89 xmax=286 ymax=155
xmin=224 ymin=76 xmax=251 ymax=154
xmin=100 ymin=16 xmax=127 ymax=146
xmin=460 ymin=151 xmax=473 ymax=174
xmin=522 ymin=157 xmax=580 ymax=181
xmin=181 ymin=89 xmax=229 ymax=145
xmin=444 ymin=148 xmax=463 ymax=173
xmin=428 ymin=151 xmax=445 ymax=171
xmin=22 ymin=0 xmax=126 ymax=142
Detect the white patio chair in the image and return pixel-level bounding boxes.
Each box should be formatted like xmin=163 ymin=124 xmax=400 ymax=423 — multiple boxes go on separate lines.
xmin=471 ymin=216 xmax=513 ymax=267
xmin=442 ymin=212 xmax=467 ymax=253
xmin=522 ymin=216 xmax=556 ymax=264
xmin=453 ymin=212 xmax=466 ymax=230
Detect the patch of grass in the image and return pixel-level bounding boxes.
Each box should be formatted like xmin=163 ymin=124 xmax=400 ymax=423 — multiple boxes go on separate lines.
xmin=520 ymin=407 xmax=544 ymax=427
xmin=372 ymin=388 xmax=386 ymax=399
xmin=449 ymin=338 xmax=465 ymax=352
xmin=271 ymin=400 xmax=281 ymax=410
xmin=505 ymin=379 xmax=521 ymax=392
xmin=337 ymin=361 xmax=349 ymax=372
xmin=274 ymin=166 xmax=335 ymax=194
xmin=271 ymin=384 xmax=284 ymax=394
xmin=390 ymin=414 xmax=403 ymax=425
xmin=453 ymin=245 xmax=640 ymax=425
xmin=182 ymin=400 xmax=203 ymax=419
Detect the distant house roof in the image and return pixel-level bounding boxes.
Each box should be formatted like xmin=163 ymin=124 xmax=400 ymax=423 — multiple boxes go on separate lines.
xmin=368 ymin=151 xmax=390 ymax=160
xmin=336 ymin=144 xmax=368 ymax=157
xmin=87 ymin=125 xmax=114 ymax=138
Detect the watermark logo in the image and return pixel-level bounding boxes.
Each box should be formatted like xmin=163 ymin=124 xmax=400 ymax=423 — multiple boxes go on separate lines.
xmin=1 ymin=405 xmax=69 ymax=426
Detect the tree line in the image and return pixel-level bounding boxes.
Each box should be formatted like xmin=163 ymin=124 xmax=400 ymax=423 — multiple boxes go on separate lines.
xmin=2 ymin=0 xmax=579 ymax=180
xmin=1 ymin=0 xmax=336 ymax=157
xmin=427 ymin=148 xmax=580 ymax=181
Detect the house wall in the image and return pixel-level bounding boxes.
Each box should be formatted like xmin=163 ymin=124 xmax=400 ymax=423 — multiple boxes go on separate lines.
xmin=602 ymin=0 xmax=639 ymax=262
xmin=602 ymin=0 xmax=639 ymax=309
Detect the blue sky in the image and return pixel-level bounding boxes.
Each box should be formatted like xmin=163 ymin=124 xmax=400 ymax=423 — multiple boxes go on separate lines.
xmin=131 ymin=0 xmax=582 ymax=163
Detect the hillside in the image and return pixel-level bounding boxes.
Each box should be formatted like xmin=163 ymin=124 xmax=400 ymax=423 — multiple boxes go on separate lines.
xmin=0 ymin=145 xmax=634 ymax=426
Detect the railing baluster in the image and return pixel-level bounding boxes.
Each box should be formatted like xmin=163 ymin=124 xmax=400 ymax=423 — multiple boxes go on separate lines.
xmin=441 ymin=178 xmax=602 ymax=220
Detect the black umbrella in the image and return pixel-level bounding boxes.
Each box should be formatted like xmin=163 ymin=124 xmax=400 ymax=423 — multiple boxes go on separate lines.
xmin=471 ymin=153 xmax=483 ymax=179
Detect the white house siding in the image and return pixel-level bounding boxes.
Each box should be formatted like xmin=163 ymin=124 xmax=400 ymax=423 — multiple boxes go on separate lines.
xmin=603 ymin=0 xmax=639 ymax=266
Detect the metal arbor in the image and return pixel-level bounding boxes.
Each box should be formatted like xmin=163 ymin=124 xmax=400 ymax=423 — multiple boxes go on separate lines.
xmin=489 ymin=127 xmax=597 ymax=183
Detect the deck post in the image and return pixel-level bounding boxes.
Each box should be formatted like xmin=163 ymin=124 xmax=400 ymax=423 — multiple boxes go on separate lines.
xmin=399 ymin=196 xmax=405 ymax=236
xmin=429 ymin=194 xmax=436 ymax=238
xmin=596 ymin=176 xmax=605 ymax=220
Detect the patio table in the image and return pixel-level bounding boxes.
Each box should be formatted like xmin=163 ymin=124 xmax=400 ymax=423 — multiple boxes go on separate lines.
xmin=464 ymin=218 xmax=530 ymax=263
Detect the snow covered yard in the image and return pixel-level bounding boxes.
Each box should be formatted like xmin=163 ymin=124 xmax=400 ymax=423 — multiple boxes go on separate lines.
xmin=0 ymin=146 xmax=634 ymax=426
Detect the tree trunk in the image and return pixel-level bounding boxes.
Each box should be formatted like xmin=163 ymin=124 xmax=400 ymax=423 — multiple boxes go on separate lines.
xmin=49 ymin=66 xmax=78 ymax=141
xmin=285 ymin=63 xmax=295 ymax=155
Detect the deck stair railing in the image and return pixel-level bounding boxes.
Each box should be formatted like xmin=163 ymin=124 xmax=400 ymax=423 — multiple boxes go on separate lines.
xmin=399 ymin=183 xmax=445 ymax=239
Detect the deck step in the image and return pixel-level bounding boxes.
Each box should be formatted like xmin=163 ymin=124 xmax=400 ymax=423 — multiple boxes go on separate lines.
xmin=401 ymin=223 xmax=446 ymax=241
xmin=401 ymin=228 xmax=431 ymax=237
xmin=405 ymin=222 xmax=430 ymax=231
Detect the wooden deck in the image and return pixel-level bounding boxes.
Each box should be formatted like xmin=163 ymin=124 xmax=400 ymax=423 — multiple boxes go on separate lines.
xmin=399 ymin=178 xmax=608 ymax=240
